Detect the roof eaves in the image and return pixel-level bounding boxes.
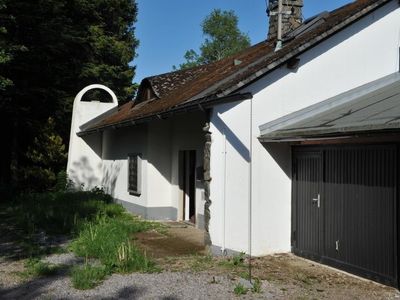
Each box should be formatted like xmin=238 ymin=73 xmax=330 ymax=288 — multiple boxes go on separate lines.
xmin=77 ymin=92 xmax=253 ymax=137
xmin=210 ymin=0 xmax=392 ymax=98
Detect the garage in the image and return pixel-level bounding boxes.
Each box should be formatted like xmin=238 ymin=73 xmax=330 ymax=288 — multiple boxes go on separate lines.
xmin=292 ymin=144 xmax=397 ymax=286
xmin=258 ymin=73 xmax=400 ymax=286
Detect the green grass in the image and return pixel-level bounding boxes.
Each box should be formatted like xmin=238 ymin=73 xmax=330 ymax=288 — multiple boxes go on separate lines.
xmin=218 ymin=252 xmax=246 ymax=269
xmin=251 ymin=278 xmax=262 ymax=293
xmin=71 ymin=264 xmax=109 ymax=290
xmin=70 ymin=215 xmax=157 ymax=274
xmin=190 ymin=254 xmax=214 ymax=272
xmin=4 ymin=190 xmax=161 ymax=290
xmin=19 ymin=258 xmax=60 ymax=279
xmin=10 ymin=190 xmax=113 ymax=236
xmin=233 ymin=283 xmax=249 ymax=295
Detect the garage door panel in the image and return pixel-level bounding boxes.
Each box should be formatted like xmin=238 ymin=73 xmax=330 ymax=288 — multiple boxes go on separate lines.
xmin=324 ymin=148 xmax=344 ymax=260
xmin=294 ymin=151 xmax=323 ymax=257
xmin=294 ymin=145 xmax=397 ymax=286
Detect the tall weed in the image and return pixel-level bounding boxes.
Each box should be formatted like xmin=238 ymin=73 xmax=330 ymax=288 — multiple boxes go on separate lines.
xmin=70 ymin=216 xmax=156 ymax=273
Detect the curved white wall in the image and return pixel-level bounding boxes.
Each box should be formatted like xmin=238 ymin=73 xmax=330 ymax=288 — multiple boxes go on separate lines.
xmin=67 ymin=84 xmax=118 ymax=190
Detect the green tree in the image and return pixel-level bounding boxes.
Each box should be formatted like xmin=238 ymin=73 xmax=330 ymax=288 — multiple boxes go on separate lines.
xmin=0 ymin=0 xmax=139 ymax=190
xmin=176 ymin=9 xmax=251 ymax=70
xmin=20 ymin=118 xmax=68 ymax=191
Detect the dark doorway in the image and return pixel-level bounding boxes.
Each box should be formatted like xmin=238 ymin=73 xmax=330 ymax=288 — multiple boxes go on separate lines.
xmin=293 ymin=144 xmax=398 ymax=287
xmin=179 ymin=150 xmax=196 ymax=224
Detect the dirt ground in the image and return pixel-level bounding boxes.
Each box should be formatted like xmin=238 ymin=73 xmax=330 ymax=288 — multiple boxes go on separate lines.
xmin=135 ymin=222 xmax=400 ymax=300
xmin=1 ymin=220 xmax=399 ymax=299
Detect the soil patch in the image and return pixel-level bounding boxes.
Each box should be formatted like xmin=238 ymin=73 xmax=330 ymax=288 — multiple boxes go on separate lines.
xmin=134 ymin=223 xmax=206 ymax=258
xmin=245 ymin=254 xmax=397 ymax=299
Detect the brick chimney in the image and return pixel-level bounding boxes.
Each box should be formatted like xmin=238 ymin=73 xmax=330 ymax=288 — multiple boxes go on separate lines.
xmin=268 ymin=0 xmax=303 ymax=41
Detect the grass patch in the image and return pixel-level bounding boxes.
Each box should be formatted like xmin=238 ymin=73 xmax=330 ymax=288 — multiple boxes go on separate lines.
xmin=4 ymin=190 xmax=161 ymax=289
xmin=295 ymin=273 xmax=313 ymax=286
xmin=190 ymin=254 xmax=214 ymax=272
xmin=70 ymin=215 xmax=158 ymax=274
xmin=251 ymin=278 xmax=262 ymax=293
xmin=19 ymin=258 xmax=60 ymax=279
xmin=218 ymin=252 xmax=246 ymax=269
xmin=9 ymin=190 xmax=113 ymax=236
xmin=233 ymin=283 xmax=248 ymax=295
xmin=71 ymin=264 xmax=109 ymax=290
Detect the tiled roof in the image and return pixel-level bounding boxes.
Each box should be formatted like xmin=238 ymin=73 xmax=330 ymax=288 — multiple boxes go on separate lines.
xmin=80 ymin=0 xmax=393 ymax=135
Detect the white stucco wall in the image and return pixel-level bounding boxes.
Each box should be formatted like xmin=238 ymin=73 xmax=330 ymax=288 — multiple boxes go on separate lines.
xmin=102 ymin=124 xmax=149 ymax=215
xmin=168 ymin=113 xmax=207 ymax=227
xmin=67 ymin=85 xmax=118 ymax=190
xmin=101 ymin=111 xmax=206 ymax=226
xmin=209 ymin=1 xmax=400 ymax=256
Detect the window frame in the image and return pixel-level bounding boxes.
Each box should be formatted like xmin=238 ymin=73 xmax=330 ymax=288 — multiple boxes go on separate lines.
xmin=127 ymin=153 xmax=142 ymax=196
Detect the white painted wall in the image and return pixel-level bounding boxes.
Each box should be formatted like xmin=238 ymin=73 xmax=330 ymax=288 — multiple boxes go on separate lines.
xmin=209 ymin=1 xmax=400 ymax=256
xmin=67 ymin=85 xmax=118 ymax=190
xmin=102 ymin=124 xmax=149 ymax=215
xmin=100 ymin=111 xmax=206 ymax=225
xmin=146 ymin=120 xmax=172 ymax=210
xmin=168 ymin=113 xmax=207 ymax=228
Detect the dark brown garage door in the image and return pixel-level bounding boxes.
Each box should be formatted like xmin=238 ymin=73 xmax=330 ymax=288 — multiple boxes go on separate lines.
xmin=292 ymin=145 xmax=398 ymax=286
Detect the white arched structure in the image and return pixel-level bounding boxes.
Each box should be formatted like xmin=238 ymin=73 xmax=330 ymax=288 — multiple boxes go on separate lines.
xmin=67 ymin=84 xmax=118 ymax=190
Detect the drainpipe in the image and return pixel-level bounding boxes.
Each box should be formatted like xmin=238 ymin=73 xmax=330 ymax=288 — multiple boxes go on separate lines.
xmin=221 ymin=129 xmax=228 ymax=255
xmin=248 ymin=95 xmax=253 ymax=282
xmin=275 ymin=0 xmax=283 ymax=51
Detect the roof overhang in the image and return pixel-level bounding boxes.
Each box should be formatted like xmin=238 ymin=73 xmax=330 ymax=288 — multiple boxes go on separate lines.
xmin=259 ymin=72 xmax=400 ymax=143
xmin=78 ymin=92 xmax=253 ymax=137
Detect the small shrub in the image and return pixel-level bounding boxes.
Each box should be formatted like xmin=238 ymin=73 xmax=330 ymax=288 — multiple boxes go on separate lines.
xmin=251 ymin=278 xmax=262 ymax=293
xmin=239 ymin=271 xmax=250 ymax=280
xmin=233 ymin=283 xmax=248 ymax=295
xmin=55 ymin=170 xmax=68 ymax=192
xmin=232 ymin=252 xmax=246 ymax=266
xmin=71 ymin=264 xmax=109 ymax=290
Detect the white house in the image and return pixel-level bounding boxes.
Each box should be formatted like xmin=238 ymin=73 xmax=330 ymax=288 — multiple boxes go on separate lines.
xmin=68 ymin=0 xmax=400 ymax=287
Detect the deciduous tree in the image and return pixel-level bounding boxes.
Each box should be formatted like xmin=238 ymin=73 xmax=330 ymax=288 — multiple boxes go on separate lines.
xmin=175 ymin=9 xmax=251 ymax=70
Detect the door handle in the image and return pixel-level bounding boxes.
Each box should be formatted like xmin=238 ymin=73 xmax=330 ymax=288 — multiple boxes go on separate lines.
xmin=312 ymin=194 xmax=320 ymax=208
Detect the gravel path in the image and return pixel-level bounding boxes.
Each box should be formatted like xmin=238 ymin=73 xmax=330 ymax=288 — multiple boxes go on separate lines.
xmin=0 ymin=269 xmax=279 ymax=300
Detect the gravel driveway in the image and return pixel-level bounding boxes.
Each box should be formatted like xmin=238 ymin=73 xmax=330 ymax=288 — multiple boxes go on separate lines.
xmin=1 ymin=268 xmax=274 ymax=300
xmin=1 ymin=221 xmax=399 ymax=299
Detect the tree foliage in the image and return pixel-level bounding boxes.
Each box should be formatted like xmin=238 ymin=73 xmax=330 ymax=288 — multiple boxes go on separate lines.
xmin=20 ymin=118 xmax=68 ymax=191
xmin=175 ymin=9 xmax=251 ymax=70
xmin=0 ymin=0 xmax=139 ymax=190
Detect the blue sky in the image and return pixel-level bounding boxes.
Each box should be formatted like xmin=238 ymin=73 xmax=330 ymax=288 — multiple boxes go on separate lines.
xmin=133 ymin=0 xmax=353 ymax=83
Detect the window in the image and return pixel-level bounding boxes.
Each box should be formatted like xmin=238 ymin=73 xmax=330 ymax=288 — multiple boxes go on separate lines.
xmin=128 ymin=153 xmax=142 ymax=195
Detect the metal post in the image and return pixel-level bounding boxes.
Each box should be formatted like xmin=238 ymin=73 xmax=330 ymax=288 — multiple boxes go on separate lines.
xmin=275 ymin=0 xmax=283 ymax=50
xmin=248 ymin=94 xmax=253 ymax=283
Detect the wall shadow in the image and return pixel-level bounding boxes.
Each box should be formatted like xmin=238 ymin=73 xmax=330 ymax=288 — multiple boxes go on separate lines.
xmin=101 ymin=160 xmax=122 ymax=196
xmin=68 ymin=156 xmax=102 ymax=190
xmin=261 ymin=142 xmax=293 ymax=179
xmin=212 ymin=113 xmax=250 ymax=163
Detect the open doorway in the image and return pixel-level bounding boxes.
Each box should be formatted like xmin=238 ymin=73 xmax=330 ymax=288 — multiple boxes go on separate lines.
xmin=179 ymin=150 xmax=196 ymax=224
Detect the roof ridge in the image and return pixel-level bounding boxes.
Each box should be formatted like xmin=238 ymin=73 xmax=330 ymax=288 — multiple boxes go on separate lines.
xmin=80 ymin=0 xmax=395 ymax=135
